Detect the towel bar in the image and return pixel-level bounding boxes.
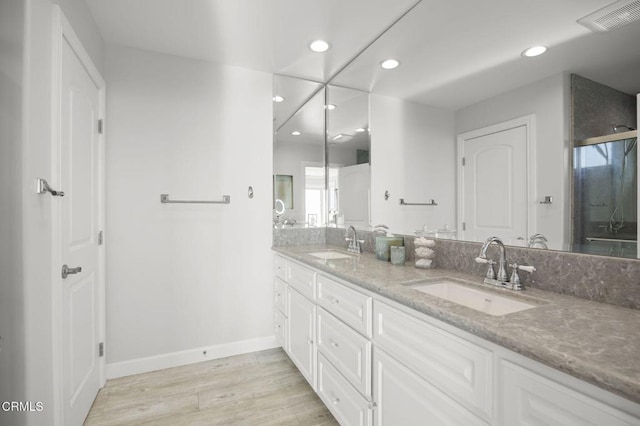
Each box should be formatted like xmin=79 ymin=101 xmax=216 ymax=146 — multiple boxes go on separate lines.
xmin=399 ymin=198 xmax=437 ymax=206
xmin=160 ymin=194 xmax=230 ymax=204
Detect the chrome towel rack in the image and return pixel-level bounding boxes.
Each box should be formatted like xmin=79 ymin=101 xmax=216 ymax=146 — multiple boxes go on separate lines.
xmin=399 ymin=198 xmax=437 ymax=206
xmin=160 ymin=194 xmax=230 ymax=204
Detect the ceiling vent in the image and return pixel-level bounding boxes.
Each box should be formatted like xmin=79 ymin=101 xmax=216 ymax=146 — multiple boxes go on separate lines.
xmin=578 ymin=0 xmax=640 ymax=32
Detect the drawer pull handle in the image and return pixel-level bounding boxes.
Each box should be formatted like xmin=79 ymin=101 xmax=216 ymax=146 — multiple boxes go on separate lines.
xmin=308 ymin=339 xmax=314 ymax=345
xmin=276 ymin=292 xmax=281 ymax=296
xmin=330 ymin=341 xmax=339 ymax=348
xmin=276 ymin=325 xmax=281 ymax=329
xmin=332 ymin=398 xmax=340 ymax=405
xmin=367 ymin=401 xmax=377 ymax=409
xmin=331 ymin=298 xmax=340 ymax=305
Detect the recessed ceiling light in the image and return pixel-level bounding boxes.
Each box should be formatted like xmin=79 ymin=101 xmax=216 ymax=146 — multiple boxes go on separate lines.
xmin=309 ymin=40 xmax=330 ymax=53
xmin=522 ymin=45 xmax=547 ymax=57
xmin=380 ymin=59 xmax=400 ymax=70
xmin=326 ymin=104 xmax=337 ymax=110
xmin=291 ymin=131 xmax=301 ymax=136
xmin=273 ymin=95 xmax=284 ymax=103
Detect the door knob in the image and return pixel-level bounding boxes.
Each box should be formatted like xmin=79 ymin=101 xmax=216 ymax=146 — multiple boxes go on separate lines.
xmin=61 ymin=264 xmax=82 ymax=279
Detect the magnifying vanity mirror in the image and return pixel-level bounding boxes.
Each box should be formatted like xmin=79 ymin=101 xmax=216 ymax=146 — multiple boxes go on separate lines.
xmin=273 ymin=0 xmax=640 ymax=259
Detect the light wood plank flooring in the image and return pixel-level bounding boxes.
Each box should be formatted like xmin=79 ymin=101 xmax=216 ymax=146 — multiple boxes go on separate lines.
xmin=85 ymin=348 xmax=338 ymax=425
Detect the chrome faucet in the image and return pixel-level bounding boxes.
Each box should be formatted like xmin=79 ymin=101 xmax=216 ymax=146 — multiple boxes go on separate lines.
xmin=345 ymin=226 xmax=364 ymax=254
xmin=478 ymin=236 xmax=509 ymax=282
xmin=475 ymin=236 xmax=536 ymax=291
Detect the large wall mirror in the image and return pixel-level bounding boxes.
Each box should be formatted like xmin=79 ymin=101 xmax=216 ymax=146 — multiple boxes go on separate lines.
xmin=273 ymin=0 xmax=640 ymax=260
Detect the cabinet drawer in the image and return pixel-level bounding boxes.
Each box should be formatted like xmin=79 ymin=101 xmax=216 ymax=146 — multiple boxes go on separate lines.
xmin=287 ymin=261 xmax=315 ymax=301
xmin=317 ymin=274 xmax=372 ymax=337
xmin=274 ymin=308 xmax=287 ymax=348
xmin=274 ymin=277 xmax=287 ymax=315
xmin=274 ymin=255 xmax=287 ymax=280
xmin=273 ymin=255 xmax=287 ymax=281
xmin=317 ymin=308 xmax=372 ymax=398
xmin=373 ymin=301 xmax=493 ymax=418
xmin=500 ymin=359 xmax=640 ymax=426
xmin=317 ymin=353 xmax=373 ymax=426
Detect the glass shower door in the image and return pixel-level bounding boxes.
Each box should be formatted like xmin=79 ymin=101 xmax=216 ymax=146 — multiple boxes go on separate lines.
xmin=573 ymin=137 xmax=637 ymax=258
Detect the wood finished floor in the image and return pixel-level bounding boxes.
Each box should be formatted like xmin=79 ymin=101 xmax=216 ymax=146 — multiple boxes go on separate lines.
xmin=84 ymin=348 xmax=338 ymax=426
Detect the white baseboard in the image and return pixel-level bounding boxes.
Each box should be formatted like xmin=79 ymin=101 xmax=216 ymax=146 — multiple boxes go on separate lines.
xmin=106 ymin=335 xmax=280 ymax=379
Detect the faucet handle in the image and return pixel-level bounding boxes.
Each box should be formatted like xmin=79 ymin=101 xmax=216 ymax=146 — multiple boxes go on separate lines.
xmin=509 ymin=263 xmax=536 ymax=287
xmin=475 ymin=257 xmax=496 ymax=279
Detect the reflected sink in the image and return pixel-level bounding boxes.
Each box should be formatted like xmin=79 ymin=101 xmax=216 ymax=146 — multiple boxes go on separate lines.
xmin=411 ymin=280 xmax=537 ymax=316
xmin=308 ymin=250 xmax=354 ymax=260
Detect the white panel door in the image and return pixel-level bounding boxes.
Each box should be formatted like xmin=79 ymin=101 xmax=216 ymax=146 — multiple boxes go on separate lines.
xmin=60 ymin=34 xmax=101 ymax=425
xmin=339 ymin=163 xmax=370 ymax=227
xmin=462 ymin=125 xmax=528 ymax=245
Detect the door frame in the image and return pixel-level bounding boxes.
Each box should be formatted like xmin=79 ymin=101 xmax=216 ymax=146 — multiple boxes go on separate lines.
xmin=456 ymin=114 xmax=537 ymax=242
xmin=50 ymin=6 xmax=106 ymax=424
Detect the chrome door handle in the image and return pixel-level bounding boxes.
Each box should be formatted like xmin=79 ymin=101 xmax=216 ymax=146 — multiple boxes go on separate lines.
xmin=61 ymin=264 xmax=82 ymax=279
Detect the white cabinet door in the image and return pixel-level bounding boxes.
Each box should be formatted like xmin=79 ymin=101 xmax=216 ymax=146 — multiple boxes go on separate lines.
xmin=373 ymin=347 xmax=488 ymax=426
xmin=287 ymin=287 xmax=316 ymax=388
xmin=374 ymin=301 xmax=493 ymax=418
xmin=499 ymin=359 xmax=640 ymax=426
xmin=274 ymin=308 xmax=287 ymax=348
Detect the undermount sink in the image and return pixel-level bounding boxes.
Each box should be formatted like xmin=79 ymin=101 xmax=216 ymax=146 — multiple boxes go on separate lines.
xmin=411 ymin=279 xmax=537 ymax=316
xmin=307 ymin=250 xmax=354 ymax=260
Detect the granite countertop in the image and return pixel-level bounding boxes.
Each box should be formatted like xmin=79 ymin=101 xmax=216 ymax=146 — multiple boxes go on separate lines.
xmin=273 ymin=244 xmax=640 ymax=405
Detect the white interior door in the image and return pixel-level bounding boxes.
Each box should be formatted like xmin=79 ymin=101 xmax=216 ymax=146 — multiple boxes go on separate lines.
xmin=59 ymin=27 xmax=102 ymax=425
xmin=338 ymin=163 xmax=371 ymax=227
xmin=459 ymin=122 xmax=530 ymax=245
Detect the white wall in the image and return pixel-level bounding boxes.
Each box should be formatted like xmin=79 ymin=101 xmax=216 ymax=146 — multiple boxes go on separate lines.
xmin=105 ymin=45 xmax=275 ymax=375
xmin=0 ymin=1 xmax=26 ymax=424
xmin=455 ymin=73 xmax=570 ymax=249
xmin=16 ymin=1 xmax=105 ymax=425
xmin=370 ymin=94 xmax=456 ymax=235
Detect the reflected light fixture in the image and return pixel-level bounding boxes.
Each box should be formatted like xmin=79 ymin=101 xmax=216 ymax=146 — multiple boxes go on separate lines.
xmin=380 ymin=59 xmax=400 ymax=69
xmin=291 ymin=131 xmax=301 ymax=136
xmin=273 ymin=95 xmax=284 ymax=103
xmin=326 ymin=104 xmax=336 ymax=110
xmin=522 ymin=45 xmax=547 ymax=57
xmin=309 ymin=40 xmax=330 ymax=53
xmin=356 ymin=128 xmax=366 ymax=132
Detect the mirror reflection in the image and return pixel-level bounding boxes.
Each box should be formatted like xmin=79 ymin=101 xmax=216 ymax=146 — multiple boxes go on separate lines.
xmin=273 ymin=2 xmax=640 ymax=260
xmin=327 ymin=86 xmax=371 ymax=228
xmin=273 ymin=78 xmax=325 ymax=227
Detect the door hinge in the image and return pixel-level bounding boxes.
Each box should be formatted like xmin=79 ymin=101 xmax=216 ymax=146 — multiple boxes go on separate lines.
xmin=462 ymin=157 xmax=466 ymax=166
xmin=98 ymin=230 xmax=104 ymax=245
xmin=98 ymin=119 xmax=104 ymax=134
xmin=99 ymin=342 xmax=104 ymax=357
xmin=462 ymin=222 xmax=466 ymax=231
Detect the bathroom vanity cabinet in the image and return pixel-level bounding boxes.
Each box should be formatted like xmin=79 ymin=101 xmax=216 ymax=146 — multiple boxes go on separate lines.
xmin=273 ymin=253 xmax=640 ymax=426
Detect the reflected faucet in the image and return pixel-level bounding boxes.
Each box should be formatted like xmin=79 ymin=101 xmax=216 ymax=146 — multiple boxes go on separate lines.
xmin=478 ymin=236 xmax=509 ymax=282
